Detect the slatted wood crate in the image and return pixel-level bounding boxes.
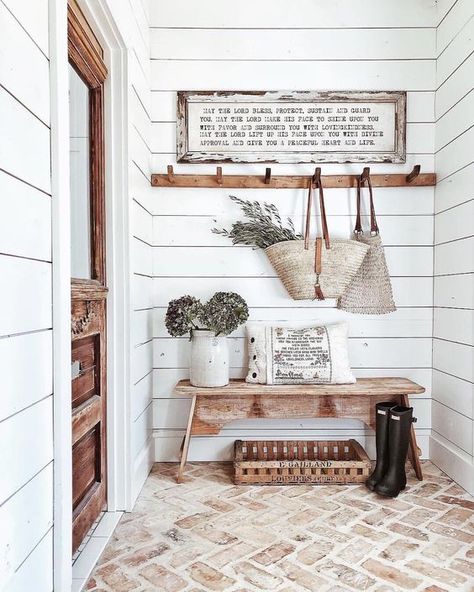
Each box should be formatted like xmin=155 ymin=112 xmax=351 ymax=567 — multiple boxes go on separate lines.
xmin=234 ymin=439 xmax=371 ymax=485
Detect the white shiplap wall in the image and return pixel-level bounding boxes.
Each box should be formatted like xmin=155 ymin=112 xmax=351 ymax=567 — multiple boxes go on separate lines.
xmin=149 ymin=0 xmax=437 ymax=462
xmin=1 ymin=0 xmax=154 ymax=586
xmin=99 ymin=0 xmax=155 ymax=504
xmin=0 ymin=0 xmax=53 ymax=589
xmin=115 ymin=0 xmax=155 ymax=506
xmin=432 ymin=0 xmax=474 ymax=494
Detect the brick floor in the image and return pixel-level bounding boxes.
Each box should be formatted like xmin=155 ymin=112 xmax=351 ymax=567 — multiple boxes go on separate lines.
xmin=87 ymin=462 xmax=474 ymax=591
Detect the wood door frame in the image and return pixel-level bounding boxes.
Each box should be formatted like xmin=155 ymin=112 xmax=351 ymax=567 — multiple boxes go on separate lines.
xmin=69 ymin=0 xmax=108 ymax=553
xmin=50 ymin=0 xmax=131 ymax=588
xmin=68 ymin=0 xmax=107 ymax=285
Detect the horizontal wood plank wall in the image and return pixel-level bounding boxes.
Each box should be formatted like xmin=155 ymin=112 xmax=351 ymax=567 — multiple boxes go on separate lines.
xmin=432 ymin=0 xmax=474 ymax=495
xmin=127 ymin=0 xmax=155 ymax=504
xmin=0 ymin=0 xmax=53 ymax=587
xmin=149 ymin=1 xmax=437 ymax=461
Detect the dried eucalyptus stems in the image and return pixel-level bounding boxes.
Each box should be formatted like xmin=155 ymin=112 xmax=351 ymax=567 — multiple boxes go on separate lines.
xmin=212 ymin=195 xmax=302 ymax=249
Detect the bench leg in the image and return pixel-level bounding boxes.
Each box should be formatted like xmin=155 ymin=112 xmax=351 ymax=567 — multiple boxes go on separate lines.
xmin=177 ymin=395 xmax=196 ymax=483
xmin=401 ymin=394 xmax=423 ymax=481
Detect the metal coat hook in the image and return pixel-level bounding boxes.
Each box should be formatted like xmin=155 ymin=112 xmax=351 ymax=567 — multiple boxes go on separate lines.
xmin=312 ymin=167 xmax=321 ymax=186
xmin=216 ymin=166 xmax=223 ymax=185
xmin=265 ymin=167 xmax=272 ymax=184
xmin=406 ymin=164 xmax=421 ymax=183
xmin=360 ymin=167 xmax=370 ymax=182
xmin=167 ymin=165 xmax=174 ymax=183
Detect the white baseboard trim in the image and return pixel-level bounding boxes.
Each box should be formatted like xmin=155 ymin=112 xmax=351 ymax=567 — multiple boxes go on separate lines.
xmin=153 ymin=428 xmax=430 ymax=462
xmin=430 ymin=434 xmax=474 ymax=495
xmin=131 ymin=436 xmax=154 ymax=506
xmin=71 ymin=511 xmax=122 ymax=592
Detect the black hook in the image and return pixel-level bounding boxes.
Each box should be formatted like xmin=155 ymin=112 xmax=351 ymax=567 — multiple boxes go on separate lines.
xmin=167 ymin=165 xmax=174 ymax=184
xmin=265 ymin=167 xmax=272 ymax=185
xmin=312 ymin=167 xmax=321 ymax=186
xmin=406 ymin=164 xmax=421 ymax=183
xmin=360 ymin=167 xmax=370 ymax=182
xmin=216 ymin=166 xmax=223 ymax=185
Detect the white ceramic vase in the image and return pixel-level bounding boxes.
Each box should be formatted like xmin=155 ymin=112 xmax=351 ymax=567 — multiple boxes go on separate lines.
xmin=190 ymin=330 xmax=229 ymax=387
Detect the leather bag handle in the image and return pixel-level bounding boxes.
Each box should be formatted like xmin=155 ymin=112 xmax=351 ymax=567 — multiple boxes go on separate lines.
xmin=304 ymin=175 xmax=328 ymax=300
xmin=304 ymin=179 xmax=312 ymax=250
xmin=355 ymin=173 xmax=379 ymax=235
xmin=304 ymin=175 xmax=331 ymax=250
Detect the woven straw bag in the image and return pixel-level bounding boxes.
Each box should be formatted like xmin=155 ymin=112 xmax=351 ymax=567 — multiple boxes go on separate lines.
xmin=338 ymin=175 xmax=396 ymax=314
xmin=265 ymin=175 xmax=369 ymax=300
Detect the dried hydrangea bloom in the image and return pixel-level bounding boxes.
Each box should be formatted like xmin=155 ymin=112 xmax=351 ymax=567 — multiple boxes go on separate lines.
xmin=199 ymin=291 xmax=249 ymax=336
xmin=165 ymin=295 xmax=203 ymax=337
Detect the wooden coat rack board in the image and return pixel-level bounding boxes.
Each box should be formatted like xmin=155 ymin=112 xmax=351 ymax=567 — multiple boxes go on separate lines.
xmin=151 ymin=165 xmax=436 ymax=189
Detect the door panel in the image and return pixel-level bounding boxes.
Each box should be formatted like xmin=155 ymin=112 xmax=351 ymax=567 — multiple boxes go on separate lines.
xmin=72 ymin=427 xmax=100 ymax=508
xmin=71 ymin=295 xmax=107 ymax=552
xmin=68 ymin=0 xmax=108 ymax=554
xmin=71 ymin=334 xmax=97 ymax=407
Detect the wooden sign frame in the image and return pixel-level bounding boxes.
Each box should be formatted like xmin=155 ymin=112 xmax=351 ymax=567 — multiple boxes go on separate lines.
xmin=177 ymin=90 xmax=406 ymax=164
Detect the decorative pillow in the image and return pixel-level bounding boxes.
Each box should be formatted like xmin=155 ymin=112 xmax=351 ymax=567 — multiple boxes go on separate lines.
xmin=246 ymin=322 xmax=355 ymax=385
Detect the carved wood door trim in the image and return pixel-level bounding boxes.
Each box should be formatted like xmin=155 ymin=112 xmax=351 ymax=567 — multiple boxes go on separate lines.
xmin=68 ymin=0 xmax=108 ymax=554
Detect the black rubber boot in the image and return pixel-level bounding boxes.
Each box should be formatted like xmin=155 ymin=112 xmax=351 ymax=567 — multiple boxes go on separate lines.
xmin=366 ymin=402 xmax=397 ymax=491
xmin=375 ymin=405 xmax=415 ymax=498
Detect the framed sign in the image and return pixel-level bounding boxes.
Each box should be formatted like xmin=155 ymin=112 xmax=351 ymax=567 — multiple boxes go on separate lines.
xmin=177 ymin=90 xmax=406 ymax=164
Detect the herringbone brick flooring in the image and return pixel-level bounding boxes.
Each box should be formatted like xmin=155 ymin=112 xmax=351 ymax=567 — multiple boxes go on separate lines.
xmin=86 ymin=462 xmax=474 ymax=591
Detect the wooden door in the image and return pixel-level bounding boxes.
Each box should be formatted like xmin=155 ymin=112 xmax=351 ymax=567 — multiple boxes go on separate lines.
xmin=68 ymin=0 xmax=108 ymax=553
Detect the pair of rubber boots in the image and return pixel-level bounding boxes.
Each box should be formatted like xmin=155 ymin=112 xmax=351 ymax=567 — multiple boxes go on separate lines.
xmin=366 ymin=402 xmax=416 ymax=497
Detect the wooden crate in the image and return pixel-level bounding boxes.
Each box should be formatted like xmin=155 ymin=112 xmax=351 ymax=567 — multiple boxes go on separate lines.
xmin=234 ymin=439 xmax=371 ymax=485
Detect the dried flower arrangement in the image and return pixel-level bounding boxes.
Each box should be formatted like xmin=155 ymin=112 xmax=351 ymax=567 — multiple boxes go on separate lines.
xmin=165 ymin=292 xmax=249 ymax=337
xmin=165 ymin=295 xmax=202 ymax=337
xmin=212 ymin=195 xmax=302 ymax=248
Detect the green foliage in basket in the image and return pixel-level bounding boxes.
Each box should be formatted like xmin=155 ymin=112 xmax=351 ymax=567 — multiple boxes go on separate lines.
xmin=165 ymin=292 xmax=249 ymax=337
xmin=212 ymin=195 xmax=302 ymax=249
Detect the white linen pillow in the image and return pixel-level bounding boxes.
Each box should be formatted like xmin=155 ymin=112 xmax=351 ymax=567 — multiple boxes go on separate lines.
xmin=246 ymin=322 xmax=355 ymax=385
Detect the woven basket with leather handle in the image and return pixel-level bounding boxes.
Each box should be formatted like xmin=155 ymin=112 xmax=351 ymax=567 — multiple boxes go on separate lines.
xmin=265 ymin=174 xmax=368 ymax=300
xmin=338 ymin=175 xmax=396 ymax=314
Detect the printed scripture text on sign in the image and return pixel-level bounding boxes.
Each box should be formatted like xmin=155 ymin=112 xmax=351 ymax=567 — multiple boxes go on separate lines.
xmin=189 ymin=102 xmax=394 ymax=153
xmin=177 ymin=91 xmax=406 ymax=164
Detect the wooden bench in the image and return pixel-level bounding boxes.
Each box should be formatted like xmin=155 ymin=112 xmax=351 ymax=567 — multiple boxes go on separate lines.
xmin=174 ymin=377 xmax=425 ymax=483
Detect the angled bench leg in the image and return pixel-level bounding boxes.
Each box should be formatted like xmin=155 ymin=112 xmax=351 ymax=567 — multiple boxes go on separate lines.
xmin=177 ymin=395 xmax=196 ymax=483
xmin=401 ymin=394 xmax=423 ymax=481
